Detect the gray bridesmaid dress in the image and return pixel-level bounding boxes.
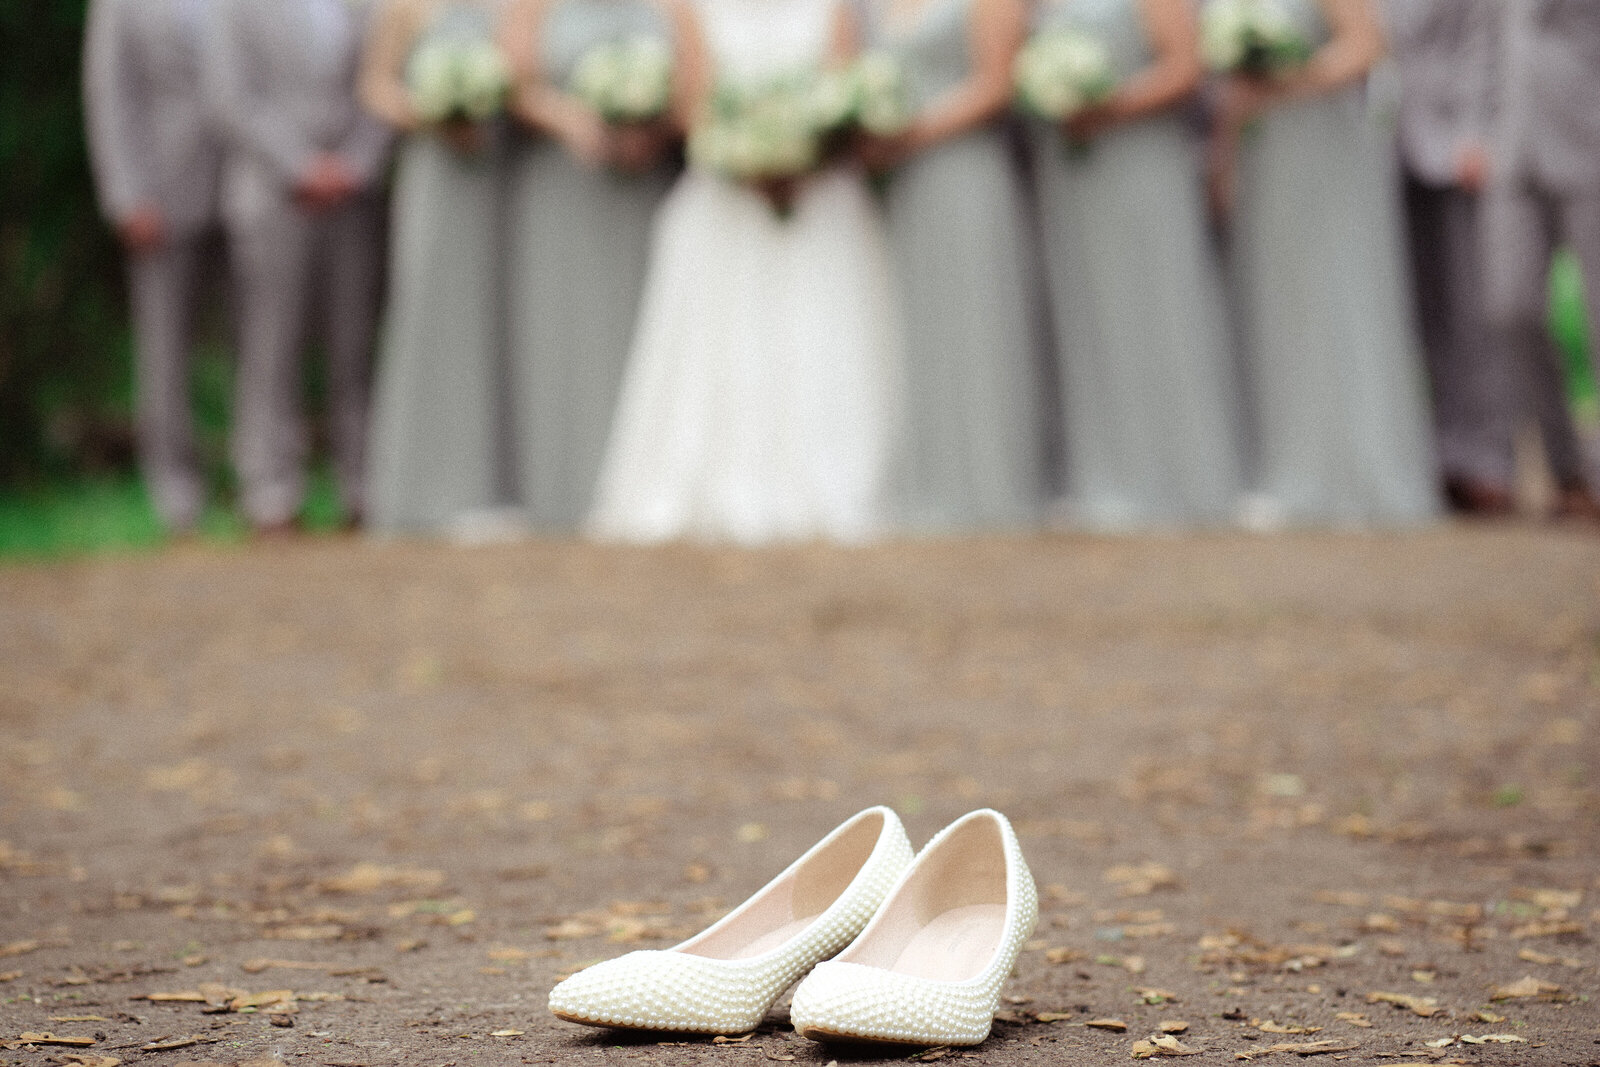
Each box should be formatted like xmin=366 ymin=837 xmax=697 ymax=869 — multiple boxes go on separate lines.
xmin=864 ymin=0 xmax=1046 ymax=533
xmin=369 ymin=2 xmax=512 ymax=534
xmin=1030 ymin=0 xmax=1243 ymax=529
xmin=507 ymin=0 xmax=674 ymax=531
xmin=1224 ymin=0 xmax=1439 ymax=525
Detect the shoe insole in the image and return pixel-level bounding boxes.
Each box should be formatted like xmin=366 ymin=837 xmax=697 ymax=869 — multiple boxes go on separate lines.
xmin=888 ymin=904 xmax=1006 ymax=982
xmin=716 ymin=915 xmax=816 ymax=960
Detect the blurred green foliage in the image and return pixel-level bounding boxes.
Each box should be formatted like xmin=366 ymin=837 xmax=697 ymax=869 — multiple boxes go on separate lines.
xmin=1 ymin=0 xmax=135 ymax=483
xmin=1551 ymin=250 xmax=1597 ymax=423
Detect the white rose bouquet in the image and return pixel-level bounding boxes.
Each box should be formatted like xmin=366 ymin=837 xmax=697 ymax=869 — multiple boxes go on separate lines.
xmin=570 ymin=35 xmax=675 ymax=124
xmin=811 ymin=52 xmax=913 ymax=136
xmin=688 ymin=72 xmax=830 ymax=181
xmin=408 ymin=36 xmax=512 ymax=123
xmin=1200 ymin=0 xmax=1313 ymax=76
xmin=1013 ymin=28 xmax=1115 ymax=121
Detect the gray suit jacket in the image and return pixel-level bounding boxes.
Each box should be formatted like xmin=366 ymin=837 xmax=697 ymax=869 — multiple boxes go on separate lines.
xmin=1491 ymin=0 xmax=1600 ymax=195
xmin=1386 ymin=0 xmax=1494 ymax=187
xmin=83 ymin=0 xmax=226 ymax=232
xmin=203 ymin=0 xmax=393 ymax=225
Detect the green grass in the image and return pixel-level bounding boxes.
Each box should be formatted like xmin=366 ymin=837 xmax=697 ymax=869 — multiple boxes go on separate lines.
xmin=0 ymin=466 xmax=348 ymax=563
xmin=1551 ymin=250 xmax=1598 ymax=424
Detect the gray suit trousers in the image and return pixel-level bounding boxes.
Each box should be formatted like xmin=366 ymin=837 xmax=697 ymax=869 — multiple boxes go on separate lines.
xmin=1481 ymin=182 xmax=1600 ymax=487
xmin=228 ymin=193 xmax=384 ymax=525
xmin=1404 ymin=179 xmax=1507 ymax=486
xmin=129 ymin=233 xmax=221 ymax=530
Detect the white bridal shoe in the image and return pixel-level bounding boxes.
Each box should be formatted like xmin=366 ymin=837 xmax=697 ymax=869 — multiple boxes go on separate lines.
xmin=788 ymin=808 xmax=1037 ymax=1046
xmin=547 ymin=806 xmax=914 ymax=1034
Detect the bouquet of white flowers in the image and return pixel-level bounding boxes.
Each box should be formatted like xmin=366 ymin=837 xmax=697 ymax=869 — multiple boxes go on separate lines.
xmin=688 ymin=72 xmax=831 ymax=181
xmin=811 ymin=52 xmax=913 ymax=136
xmin=1200 ymin=0 xmax=1313 ymax=76
xmin=570 ymin=35 xmax=674 ymax=124
xmin=1013 ymin=28 xmax=1115 ymax=120
xmin=408 ymin=36 xmax=511 ymax=123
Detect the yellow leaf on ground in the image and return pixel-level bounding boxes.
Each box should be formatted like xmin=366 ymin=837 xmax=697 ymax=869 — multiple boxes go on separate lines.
xmin=1131 ymin=1035 xmax=1200 ymax=1058
xmin=1365 ymin=991 xmax=1443 ymax=1017
xmin=490 ymin=1029 xmax=524 ymax=1037
xmin=1086 ymin=1019 xmax=1129 ymax=1031
xmin=14 ymin=1033 xmax=96 ymax=1047
xmin=1258 ymin=1021 xmax=1321 ymax=1035
xmin=1491 ymin=975 xmax=1560 ymax=1000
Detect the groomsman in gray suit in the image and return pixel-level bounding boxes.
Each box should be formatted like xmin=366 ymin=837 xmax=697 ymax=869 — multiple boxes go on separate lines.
xmin=1387 ymin=0 xmax=1510 ymax=514
xmin=84 ymin=0 xmax=226 ymax=534
xmin=203 ymin=0 xmax=391 ymax=532
xmin=1481 ymin=0 xmax=1600 ymax=520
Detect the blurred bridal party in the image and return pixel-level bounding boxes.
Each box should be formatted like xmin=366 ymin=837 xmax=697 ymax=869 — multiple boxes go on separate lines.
xmin=83 ymin=0 xmax=1600 ymax=543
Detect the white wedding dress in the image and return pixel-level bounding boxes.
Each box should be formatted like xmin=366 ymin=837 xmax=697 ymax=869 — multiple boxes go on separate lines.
xmin=586 ymin=0 xmax=903 ymax=545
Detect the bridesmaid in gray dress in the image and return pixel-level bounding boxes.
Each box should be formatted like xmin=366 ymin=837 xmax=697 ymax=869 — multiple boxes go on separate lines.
xmin=1212 ymin=0 xmax=1438 ymax=526
xmin=1030 ymin=0 xmax=1243 ymax=528
xmin=361 ymin=0 xmax=514 ymax=534
xmin=502 ymin=0 xmax=691 ymax=531
xmin=854 ymin=0 xmax=1046 ymax=533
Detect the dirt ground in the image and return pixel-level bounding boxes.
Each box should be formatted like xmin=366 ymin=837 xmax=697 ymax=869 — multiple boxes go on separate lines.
xmin=1 ymin=526 xmax=1598 ymax=1067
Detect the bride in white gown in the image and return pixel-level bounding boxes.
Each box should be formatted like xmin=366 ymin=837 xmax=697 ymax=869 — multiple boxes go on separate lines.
xmin=586 ymin=0 xmax=904 ymax=545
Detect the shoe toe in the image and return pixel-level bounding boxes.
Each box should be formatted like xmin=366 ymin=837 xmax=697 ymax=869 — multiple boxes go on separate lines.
xmin=548 ymin=950 xmax=770 ymax=1033
xmin=789 ymin=961 xmax=995 ymax=1046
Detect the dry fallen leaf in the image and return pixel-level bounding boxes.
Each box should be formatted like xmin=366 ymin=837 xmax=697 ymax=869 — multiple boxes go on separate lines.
xmin=1472 ymin=1009 xmax=1506 ymax=1023
xmin=1334 ymin=1012 xmax=1372 ymax=1028
xmin=1516 ymin=947 xmax=1584 ymax=968
xmin=1490 ymin=975 xmax=1560 ymax=1001
xmin=487 ymin=947 xmax=531 ymax=963
xmin=1160 ymin=1021 xmax=1189 ymax=1034
xmin=0 ymin=941 xmax=41 ymax=959
xmin=1087 ymin=1019 xmax=1129 ymax=1031
xmin=1136 ymin=987 xmax=1178 ymax=1005
xmin=712 ymin=1033 xmax=754 ymax=1044
xmin=11 ymin=1033 xmax=96 ymax=1048
xmin=1365 ymin=991 xmax=1443 ymax=1017
xmin=1257 ymin=1021 xmax=1321 ymax=1035
xmin=48 ymin=1016 xmax=108 ymax=1024
xmin=1510 ymin=921 xmax=1583 ymax=939
xmin=1459 ymin=1034 xmax=1526 ymax=1044
xmin=140 ymin=1037 xmax=203 ymax=1052
xmin=1131 ymin=1035 xmax=1200 ymax=1058
xmin=55 ymin=1056 xmax=121 ymax=1067
xmin=544 ymin=919 xmax=599 ymax=941
xmin=1105 ymin=863 xmax=1180 ymax=897
xmin=0 ymin=971 xmax=21 ymax=982
xmin=1036 ymin=1013 xmax=1075 ymax=1023
xmin=489 ymin=1029 xmax=524 ymax=1037
xmin=1236 ymin=1041 xmax=1358 ymax=1059
xmin=319 ymin=863 xmax=445 ymax=895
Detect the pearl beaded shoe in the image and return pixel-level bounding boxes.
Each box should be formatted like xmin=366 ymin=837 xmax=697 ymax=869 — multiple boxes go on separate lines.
xmin=788 ymin=809 xmax=1037 ymax=1047
xmin=547 ymin=806 xmax=914 ymax=1034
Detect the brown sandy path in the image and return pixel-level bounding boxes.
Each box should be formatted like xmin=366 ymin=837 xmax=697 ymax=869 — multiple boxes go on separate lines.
xmin=0 ymin=527 xmax=1597 ymax=1066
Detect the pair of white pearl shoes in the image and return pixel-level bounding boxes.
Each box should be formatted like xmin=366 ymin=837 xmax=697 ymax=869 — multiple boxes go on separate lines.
xmin=547 ymin=807 xmax=1037 ymax=1047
